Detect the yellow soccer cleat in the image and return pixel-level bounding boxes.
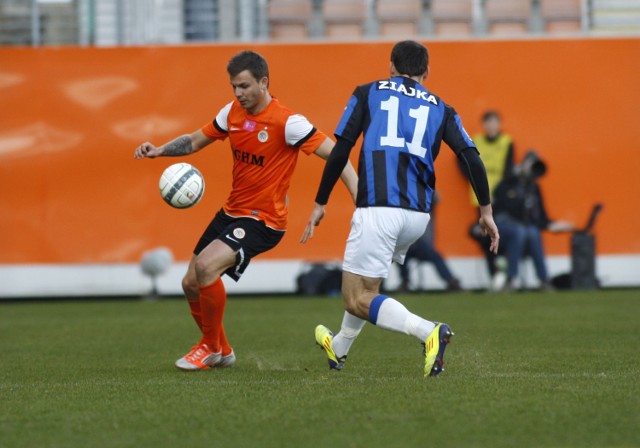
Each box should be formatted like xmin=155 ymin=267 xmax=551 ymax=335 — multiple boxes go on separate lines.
xmin=315 ymin=324 xmax=346 ymax=370
xmin=423 ymin=323 xmax=454 ymax=378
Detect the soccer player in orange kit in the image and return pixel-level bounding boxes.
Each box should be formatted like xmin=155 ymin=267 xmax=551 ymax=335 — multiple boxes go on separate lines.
xmin=134 ymin=51 xmax=358 ymax=370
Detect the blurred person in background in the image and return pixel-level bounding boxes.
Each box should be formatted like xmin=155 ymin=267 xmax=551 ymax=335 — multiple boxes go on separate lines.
xmin=492 ymin=150 xmax=573 ymax=291
xmin=467 ymin=110 xmax=515 ymax=278
xmin=473 ymin=111 xmax=515 ymax=196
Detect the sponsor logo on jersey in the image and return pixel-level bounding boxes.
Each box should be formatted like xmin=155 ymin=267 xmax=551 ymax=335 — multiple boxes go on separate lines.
xmin=233 ymin=149 xmax=265 ymax=167
xmin=377 ymin=80 xmax=438 ymax=105
xmin=233 ymin=228 xmax=246 ymax=239
xmin=243 ymin=119 xmax=256 ymax=131
xmin=258 ymin=130 xmax=269 ymax=143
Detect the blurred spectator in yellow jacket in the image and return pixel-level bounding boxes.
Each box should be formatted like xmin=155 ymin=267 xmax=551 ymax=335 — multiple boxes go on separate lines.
xmin=465 ymin=110 xmax=515 ymax=279
xmin=470 ymin=110 xmax=515 ymax=206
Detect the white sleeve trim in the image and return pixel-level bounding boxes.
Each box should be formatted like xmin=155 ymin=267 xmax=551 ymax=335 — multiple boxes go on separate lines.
xmin=285 ymin=114 xmax=314 ymax=146
xmin=214 ymin=102 xmax=233 ymax=132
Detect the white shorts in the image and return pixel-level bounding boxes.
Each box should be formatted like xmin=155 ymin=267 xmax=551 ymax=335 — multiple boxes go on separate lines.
xmin=342 ymin=207 xmax=430 ymax=278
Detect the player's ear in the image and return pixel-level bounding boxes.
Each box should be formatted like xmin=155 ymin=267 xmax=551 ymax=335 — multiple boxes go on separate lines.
xmin=260 ymin=76 xmax=269 ymax=91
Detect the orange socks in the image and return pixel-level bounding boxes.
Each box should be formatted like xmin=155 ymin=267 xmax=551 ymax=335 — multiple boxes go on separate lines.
xmin=199 ymin=278 xmax=232 ymax=356
xmin=187 ymin=299 xmax=203 ymax=330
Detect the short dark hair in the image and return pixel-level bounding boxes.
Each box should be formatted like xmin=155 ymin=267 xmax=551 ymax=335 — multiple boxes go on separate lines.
xmin=390 ymin=40 xmax=428 ymax=77
xmin=482 ymin=110 xmax=501 ymax=122
xmin=227 ymin=51 xmax=269 ymax=82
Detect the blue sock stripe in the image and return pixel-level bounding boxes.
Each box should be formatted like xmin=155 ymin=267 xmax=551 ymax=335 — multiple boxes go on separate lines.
xmin=369 ymin=294 xmax=389 ymax=325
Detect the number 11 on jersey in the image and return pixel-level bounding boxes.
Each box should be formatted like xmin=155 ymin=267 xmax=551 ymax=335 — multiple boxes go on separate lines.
xmin=379 ymin=96 xmax=429 ymax=158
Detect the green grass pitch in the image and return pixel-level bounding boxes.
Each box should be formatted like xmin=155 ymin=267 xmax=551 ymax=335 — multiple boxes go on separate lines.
xmin=1 ymin=290 xmax=638 ymax=447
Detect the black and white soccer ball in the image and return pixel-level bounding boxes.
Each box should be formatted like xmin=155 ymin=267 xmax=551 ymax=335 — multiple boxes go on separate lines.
xmin=159 ymin=163 xmax=205 ymax=209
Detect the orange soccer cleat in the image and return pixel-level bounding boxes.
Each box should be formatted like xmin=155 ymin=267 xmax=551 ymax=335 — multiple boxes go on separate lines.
xmin=175 ymin=343 xmax=222 ymax=371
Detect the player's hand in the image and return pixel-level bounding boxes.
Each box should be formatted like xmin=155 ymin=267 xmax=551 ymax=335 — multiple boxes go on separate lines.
xmin=134 ymin=142 xmax=163 ymax=159
xmin=300 ymin=203 xmax=326 ymax=244
xmin=479 ymin=205 xmax=500 ymax=255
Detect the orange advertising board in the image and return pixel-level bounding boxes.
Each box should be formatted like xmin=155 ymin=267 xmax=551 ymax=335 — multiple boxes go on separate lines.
xmin=1 ymin=38 xmax=639 ymax=264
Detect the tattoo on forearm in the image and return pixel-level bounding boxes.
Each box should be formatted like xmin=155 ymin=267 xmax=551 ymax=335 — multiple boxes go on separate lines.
xmin=162 ymin=135 xmax=193 ymax=156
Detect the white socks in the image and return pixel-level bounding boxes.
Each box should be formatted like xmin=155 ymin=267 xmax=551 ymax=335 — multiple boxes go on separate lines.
xmin=370 ymin=295 xmax=435 ymax=341
xmin=331 ymin=295 xmax=436 ymax=357
xmin=332 ymin=311 xmax=366 ymax=359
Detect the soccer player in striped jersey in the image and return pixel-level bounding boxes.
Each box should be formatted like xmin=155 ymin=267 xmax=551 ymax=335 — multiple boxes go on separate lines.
xmin=301 ymin=40 xmax=499 ymax=377
xmin=135 ymin=51 xmax=357 ymax=371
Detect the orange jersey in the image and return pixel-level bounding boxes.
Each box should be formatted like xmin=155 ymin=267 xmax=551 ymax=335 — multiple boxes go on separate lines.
xmin=201 ymin=98 xmax=327 ymax=230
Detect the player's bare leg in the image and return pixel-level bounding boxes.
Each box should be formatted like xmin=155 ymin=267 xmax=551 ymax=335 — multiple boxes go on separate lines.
xmin=314 ymin=272 xmax=375 ymax=369
xmin=182 ymin=255 xmax=202 ymax=328
xmin=176 ymin=241 xmax=236 ymax=371
xmin=191 ymin=240 xmax=236 ymax=286
xmin=341 ymin=271 xmax=383 ymax=318
xmin=327 ymin=271 xmax=452 ymax=377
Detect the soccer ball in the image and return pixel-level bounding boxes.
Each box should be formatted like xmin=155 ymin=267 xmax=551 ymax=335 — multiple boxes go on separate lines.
xmin=159 ymin=163 xmax=205 ymax=209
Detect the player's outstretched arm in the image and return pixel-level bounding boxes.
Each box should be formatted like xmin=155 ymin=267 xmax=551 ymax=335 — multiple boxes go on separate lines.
xmin=134 ymin=130 xmax=214 ymax=159
xmin=301 ymin=137 xmax=356 ymax=244
xmin=457 ymin=147 xmax=499 ymax=253
xmin=300 ymin=139 xmax=358 ymax=243
xmin=313 ymin=138 xmax=358 ymax=204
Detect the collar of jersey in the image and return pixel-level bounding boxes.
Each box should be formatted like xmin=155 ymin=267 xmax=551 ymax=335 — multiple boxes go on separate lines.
xmin=240 ymin=96 xmax=277 ymax=118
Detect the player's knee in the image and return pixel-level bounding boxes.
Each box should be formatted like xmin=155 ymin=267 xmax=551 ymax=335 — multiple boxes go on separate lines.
xmin=194 ymin=257 xmax=210 ymax=285
xmin=194 ymin=255 xmax=225 ymax=287
xmin=181 ymin=274 xmax=199 ymax=298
